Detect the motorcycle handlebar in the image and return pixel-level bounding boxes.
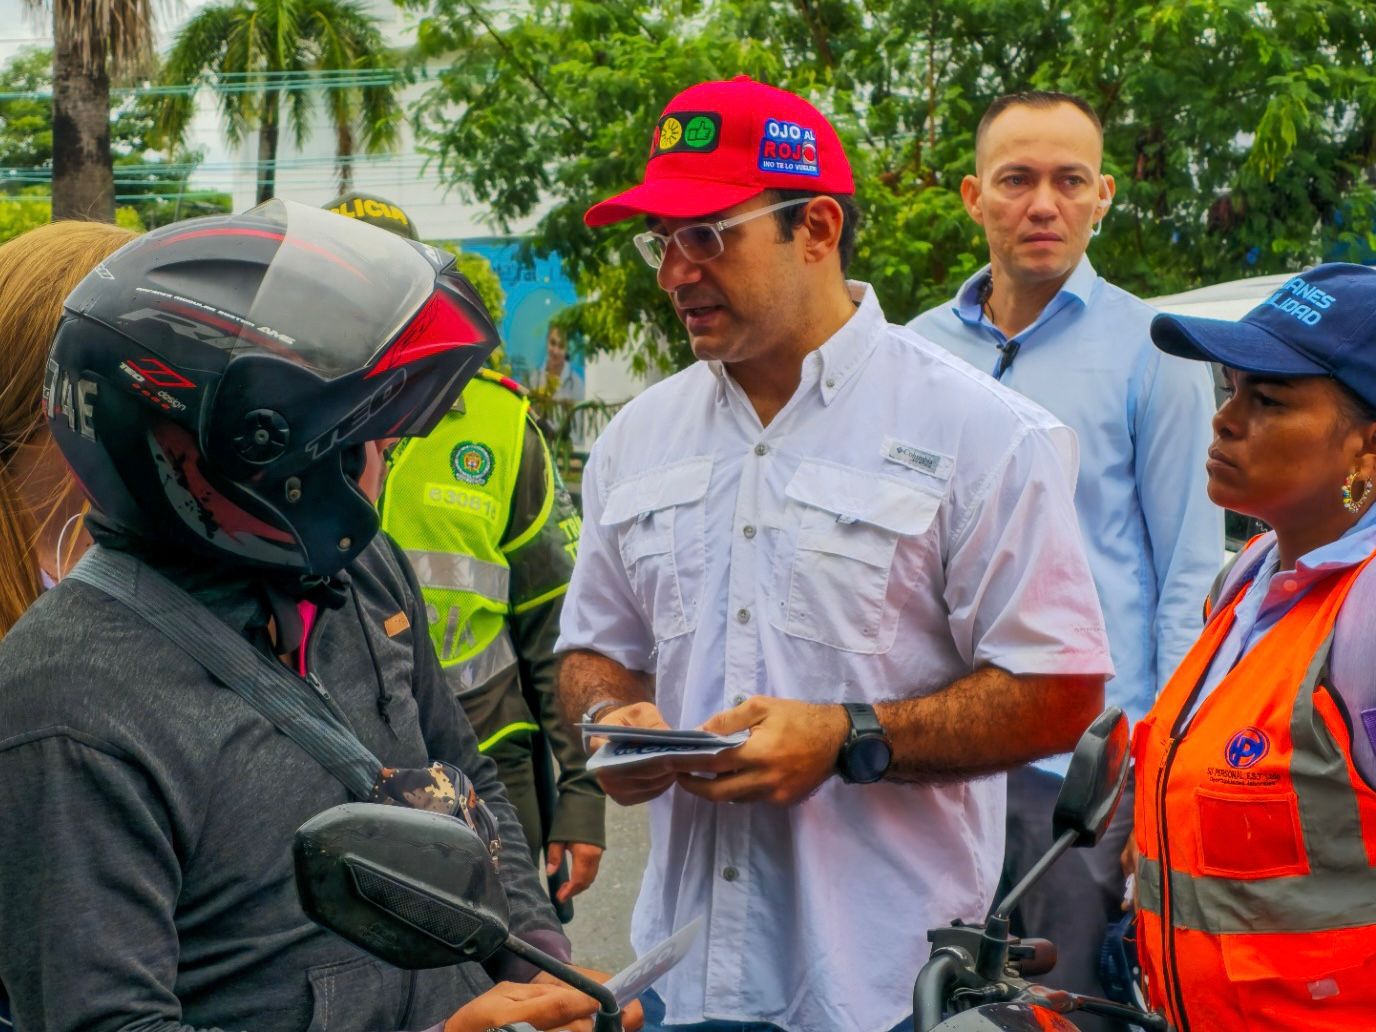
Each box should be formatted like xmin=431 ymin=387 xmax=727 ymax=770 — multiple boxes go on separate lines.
xmin=913 ymin=947 xmax=972 ymax=1032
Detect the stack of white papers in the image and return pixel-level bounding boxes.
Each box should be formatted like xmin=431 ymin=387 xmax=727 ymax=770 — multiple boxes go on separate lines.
xmin=577 ymin=723 xmax=750 ymax=772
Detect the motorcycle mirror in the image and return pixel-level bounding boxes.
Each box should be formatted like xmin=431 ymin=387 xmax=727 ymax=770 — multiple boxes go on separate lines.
xmin=293 ymin=802 xmax=509 ymax=969
xmin=1052 ymin=707 xmax=1130 ymax=848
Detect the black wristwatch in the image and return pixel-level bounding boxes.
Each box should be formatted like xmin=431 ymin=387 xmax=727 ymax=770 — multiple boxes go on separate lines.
xmin=837 ymin=702 xmax=892 ymax=784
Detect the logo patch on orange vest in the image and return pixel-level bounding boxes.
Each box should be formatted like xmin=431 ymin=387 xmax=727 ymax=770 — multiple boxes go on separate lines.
xmin=1225 ymin=726 xmax=1269 ymax=769
xmin=384 ymin=611 xmax=410 ymax=637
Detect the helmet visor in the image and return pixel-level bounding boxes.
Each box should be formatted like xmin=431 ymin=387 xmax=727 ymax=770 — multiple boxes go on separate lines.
xmin=146 ymin=199 xmax=439 ymax=377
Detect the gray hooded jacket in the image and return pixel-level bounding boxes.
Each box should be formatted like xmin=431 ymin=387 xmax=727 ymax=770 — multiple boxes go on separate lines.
xmin=0 ymin=531 xmax=568 ymax=1032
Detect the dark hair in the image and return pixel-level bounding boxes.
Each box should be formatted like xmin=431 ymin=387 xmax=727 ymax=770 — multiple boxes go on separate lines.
xmin=976 ymin=91 xmax=1103 ymax=157
xmin=1335 ymin=380 xmax=1376 ymax=428
xmin=767 ymin=190 xmax=862 ymax=273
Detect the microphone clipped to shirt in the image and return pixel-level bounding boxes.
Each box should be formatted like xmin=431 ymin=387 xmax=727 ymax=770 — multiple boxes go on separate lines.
xmin=977 ymin=274 xmax=1022 ymax=381
xmin=994 ymin=340 xmax=1022 ymax=380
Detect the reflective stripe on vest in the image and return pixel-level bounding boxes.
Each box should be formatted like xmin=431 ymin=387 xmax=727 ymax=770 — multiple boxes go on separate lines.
xmin=408 ymin=548 xmax=510 ymax=601
xmin=443 ymin=625 xmax=518 ymax=698
xmin=1133 ymin=553 xmax=1376 ymax=1029
xmin=1137 ymin=855 xmax=1376 ymax=935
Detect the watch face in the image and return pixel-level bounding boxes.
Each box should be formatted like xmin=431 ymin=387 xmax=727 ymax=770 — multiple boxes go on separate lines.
xmin=847 ymin=735 xmax=892 ymax=784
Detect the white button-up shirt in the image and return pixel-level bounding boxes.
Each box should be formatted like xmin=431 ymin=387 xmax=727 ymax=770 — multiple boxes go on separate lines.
xmin=557 ymin=284 xmax=1113 ymax=1032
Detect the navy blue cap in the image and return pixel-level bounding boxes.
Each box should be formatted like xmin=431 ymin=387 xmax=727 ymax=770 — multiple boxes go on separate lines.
xmin=1151 ymin=263 xmax=1376 ymax=409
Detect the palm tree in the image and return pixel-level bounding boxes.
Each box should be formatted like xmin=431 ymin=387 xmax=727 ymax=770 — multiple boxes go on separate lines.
xmin=157 ymin=0 xmax=401 ymax=203
xmin=27 ymin=0 xmax=156 ymax=220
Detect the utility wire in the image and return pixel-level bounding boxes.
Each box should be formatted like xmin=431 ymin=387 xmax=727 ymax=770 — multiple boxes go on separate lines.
xmin=0 ymin=67 xmax=405 ymax=101
xmin=0 ymin=154 xmax=434 ymax=178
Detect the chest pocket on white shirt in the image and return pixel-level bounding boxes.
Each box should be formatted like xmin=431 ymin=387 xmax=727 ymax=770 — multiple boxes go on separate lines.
xmin=774 ymin=459 xmax=944 ymax=653
xmin=600 ymin=457 xmax=713 ymax=642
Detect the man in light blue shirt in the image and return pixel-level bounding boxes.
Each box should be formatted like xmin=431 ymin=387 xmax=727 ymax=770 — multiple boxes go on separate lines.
xmin=909 ymin=90 xmax=1221 ymax=1026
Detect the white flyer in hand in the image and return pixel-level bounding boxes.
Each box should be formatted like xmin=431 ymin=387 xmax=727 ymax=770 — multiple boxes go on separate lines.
xmin=577 ymin=723 xmax=749 ymax=748
xmin=604 ymin=917 xmax=704 ymax=1007
xmin=583 ymin=730 xmax=749 ymax=772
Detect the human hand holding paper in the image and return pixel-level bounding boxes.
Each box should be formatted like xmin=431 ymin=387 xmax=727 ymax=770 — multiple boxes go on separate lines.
xmin=675 ymin=695 xmax=850 ymax=806
xmin=579 ymin=702 xmax=680 ymax=805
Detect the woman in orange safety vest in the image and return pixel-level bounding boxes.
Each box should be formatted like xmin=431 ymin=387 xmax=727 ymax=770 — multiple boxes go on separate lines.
xmin=1130 ymin=262 xmax=1376 ymax=1031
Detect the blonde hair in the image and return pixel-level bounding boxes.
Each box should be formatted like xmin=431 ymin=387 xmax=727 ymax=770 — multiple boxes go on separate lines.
xmin=0 ymin=220 xmax=137 ymax=637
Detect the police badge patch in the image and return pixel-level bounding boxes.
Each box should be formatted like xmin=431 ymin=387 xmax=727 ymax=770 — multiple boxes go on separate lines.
xmin=451 ymin=441 xmax=495 ymax=485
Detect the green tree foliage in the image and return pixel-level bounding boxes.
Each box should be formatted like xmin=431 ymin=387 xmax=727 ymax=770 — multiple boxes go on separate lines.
xmin=0 ymin=49 xmax=54 ymax=176
xmin=156 ymin=0 xmax=403 ymax=202
xmin=0 ymin=188 xmax=143 ymax=244
xmin=403 ymin=0 xmax=1376 ymax=370
xmin=0 ymin=48 xmax=231 ymax=229
xmin=114 ymin=102 xmax=235 ymax=228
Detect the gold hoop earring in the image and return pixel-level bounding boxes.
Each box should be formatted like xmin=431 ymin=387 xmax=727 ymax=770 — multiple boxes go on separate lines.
xmin=1342 ymin=471 xmax=1373 ymax=514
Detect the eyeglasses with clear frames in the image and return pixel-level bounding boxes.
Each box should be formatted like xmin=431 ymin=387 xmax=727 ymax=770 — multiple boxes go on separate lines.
xmin=632 ymin=198 xmax=810 ymax=270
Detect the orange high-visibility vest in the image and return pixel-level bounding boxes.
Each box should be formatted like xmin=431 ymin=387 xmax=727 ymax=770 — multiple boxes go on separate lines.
xmin=1133 ymin=554 xmax=1376 ymax=1031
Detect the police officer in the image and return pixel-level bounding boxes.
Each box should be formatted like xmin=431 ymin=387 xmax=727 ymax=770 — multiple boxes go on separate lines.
xmin=326 ymin=193 xmax=606 ymax=905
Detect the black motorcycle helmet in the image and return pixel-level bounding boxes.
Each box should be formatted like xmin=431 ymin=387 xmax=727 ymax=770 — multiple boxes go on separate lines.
xmin=44 ymin=199 xmax=500 ymax=577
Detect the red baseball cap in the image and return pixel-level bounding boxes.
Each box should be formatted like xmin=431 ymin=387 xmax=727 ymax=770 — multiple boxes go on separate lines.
xmin=584 ymin=76 xmax=854 ymax=228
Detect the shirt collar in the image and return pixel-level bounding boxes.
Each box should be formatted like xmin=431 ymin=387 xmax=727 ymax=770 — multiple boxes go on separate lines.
xmin=952 ymin=256 xmax=1099 ymax=334
xmin=814 ymin=281 xmax=883 ymax=405
xmin=707 ymin=280 xmax=884 ymax=407
xmin=1292 ymin=504 xmax=1376 ymax=575
xmin=1254 ymin=505 xmax=1376 ymax=611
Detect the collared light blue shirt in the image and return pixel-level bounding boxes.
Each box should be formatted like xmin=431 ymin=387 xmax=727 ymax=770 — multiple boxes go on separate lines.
xmin=911 ymin=257 xmax=1223 ymax=736
xmin=1191 ymin=507 xmax=1376 ymax=782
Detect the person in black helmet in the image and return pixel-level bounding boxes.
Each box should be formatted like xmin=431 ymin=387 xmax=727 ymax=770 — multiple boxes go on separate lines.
xmin=0 ymin=201 xmax=635 ymax=1032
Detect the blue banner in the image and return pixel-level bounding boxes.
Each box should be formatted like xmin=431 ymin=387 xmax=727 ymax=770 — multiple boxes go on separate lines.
xmin=461 ymin=238 xmax=585 ymax=401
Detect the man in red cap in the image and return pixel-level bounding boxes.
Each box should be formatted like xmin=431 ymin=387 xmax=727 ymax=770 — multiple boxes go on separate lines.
xmin=558 ymin=77 xmax=1113 ymax=1032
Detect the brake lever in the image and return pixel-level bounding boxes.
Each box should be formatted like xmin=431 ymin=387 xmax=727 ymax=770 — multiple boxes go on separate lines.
xmin=1018 ymin=984 xmax=1171 ymax=1031
xmin=1075 ymin=999 xmax=1171 ymax=1032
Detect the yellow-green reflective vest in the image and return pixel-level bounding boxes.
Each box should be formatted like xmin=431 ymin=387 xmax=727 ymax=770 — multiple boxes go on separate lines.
xmin=379 ymin=372 xmax=527 ymax=696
